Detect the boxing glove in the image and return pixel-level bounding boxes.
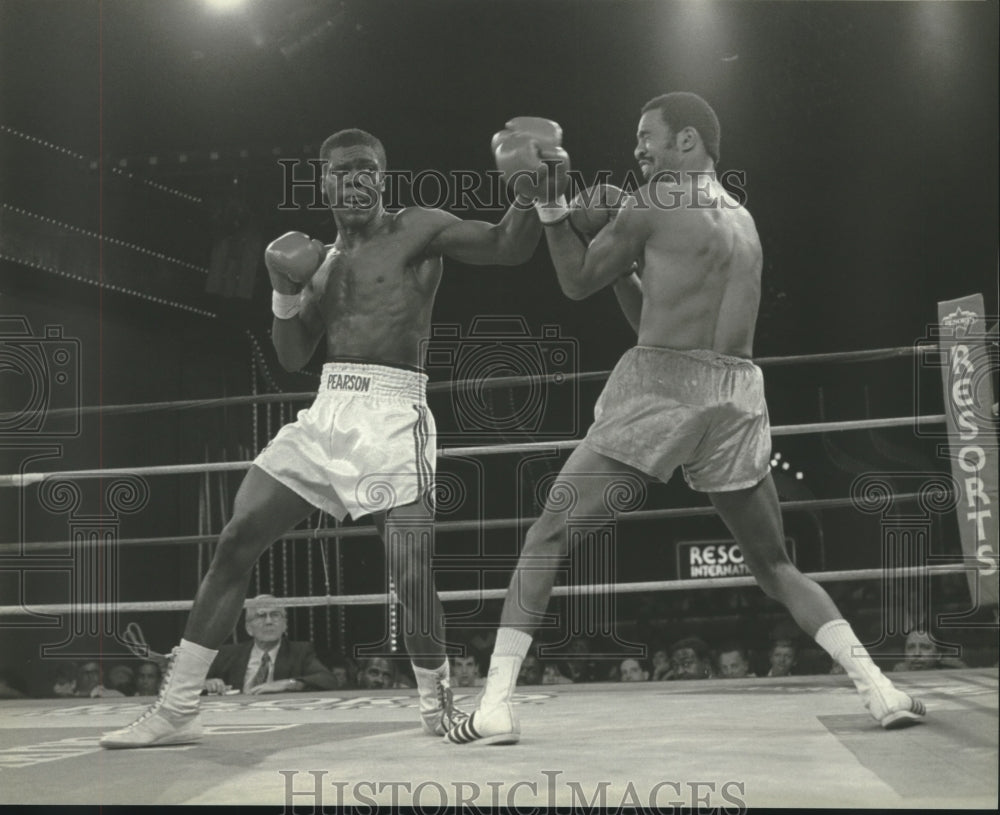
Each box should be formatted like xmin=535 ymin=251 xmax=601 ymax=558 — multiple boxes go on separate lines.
xmin=265 ymin=231 xmax=326 ymax=294
xmin=492 ymin=117 xmax=570 ymax=202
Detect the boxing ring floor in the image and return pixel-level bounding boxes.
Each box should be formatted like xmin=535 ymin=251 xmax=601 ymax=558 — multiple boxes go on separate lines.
xmin=1 ymin=669 xmax=996 ymax=809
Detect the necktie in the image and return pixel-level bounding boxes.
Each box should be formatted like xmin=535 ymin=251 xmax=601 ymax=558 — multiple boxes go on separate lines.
xmin=248 ymin=652 xmax=271 ymax=690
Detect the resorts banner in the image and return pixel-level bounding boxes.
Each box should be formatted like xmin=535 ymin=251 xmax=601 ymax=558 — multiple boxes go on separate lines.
xmin=937 ymin=294 xmax=999 ymax=607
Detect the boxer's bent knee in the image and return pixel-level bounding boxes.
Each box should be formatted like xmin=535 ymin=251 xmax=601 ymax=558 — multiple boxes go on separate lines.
xmin=391 ymin=558 xmax=433 ymax=597
xmin=523 ymin=513 xmax=569 ymax=557
xmin=210 ymin=516 xmax=271 ymax=576
xmin=386 ymin=540 xmax=434 ymax=601
xmin=754 ymin=560 xmax=805 ymax=600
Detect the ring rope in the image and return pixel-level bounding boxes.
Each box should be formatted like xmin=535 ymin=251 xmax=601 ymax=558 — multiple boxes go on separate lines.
xmin=0 ymin=564 xmax=972 ymax=616
xmin=0 ymin=414 xmax=948 ymax=488
xmin=16 ymin=345 xmax=923 ymax=421
xmin=0 ymin=491 xmax=943 ymax=555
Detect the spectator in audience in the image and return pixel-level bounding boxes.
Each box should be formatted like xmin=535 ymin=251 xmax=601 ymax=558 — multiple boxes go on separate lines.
xmin=326 ymin=657 xmax=354 ymax=690
xmin=715 ymin=642 xmax=755 ymax=678
xmin=517 ymin=653 xmax=544 ymax=686
xmin=105 ymin=665 xmax=136 ymax=696
xmin=893 ymin=630 xmax=968 ymax=672
xmin=451 ymin=652 xmax=485 ymax=688
xmin=135 ymin=661 xmax=163 ymax=696
xmin=542 ymin=662 xmax=574 ymax=685
xmin=356 ymin=656 xmax=398 ymax=689
xmin=393 ymin=663 xmax=417 ymax=689
xmin=85 ymin=668 xmax=127 ymax=698
xmin=650 ymin=644 xmax=672 ymax=681
xmin=203 ymin=594 xmax=339 ymax=695
xmin=669 ymin=637 xmax=713 ymax=680
xmin=767 ymin=639 xmax=798 ymax=677
xmin=619 ymin=658 xmax=650 ymax=682
xmin=560 ymin=637 xmax=602 ymax=683
xmin=51 ymin=664 xmax=78 ymax=698
xmin=468 ymin=630 xmax=496 ymax=660
xmin=75 ymin=661 xmax=126 ymax=697
xmin=75 ymin=661 xmax=101 ymax=696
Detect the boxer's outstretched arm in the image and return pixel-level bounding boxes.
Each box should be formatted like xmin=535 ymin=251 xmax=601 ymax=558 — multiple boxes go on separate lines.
xmin=545 ymin=197 xmax=650 ymax=300
xmin=424 ymin=203 xmax=541 ymax=266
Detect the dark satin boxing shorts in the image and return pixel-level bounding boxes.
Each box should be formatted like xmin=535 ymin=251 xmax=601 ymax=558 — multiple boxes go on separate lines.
xmin=583 ymin=345 xmax=771 ymax=492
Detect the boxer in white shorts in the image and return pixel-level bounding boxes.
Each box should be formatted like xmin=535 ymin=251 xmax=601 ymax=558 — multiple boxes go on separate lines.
xmin=449 ymin=93 xmax=924 ymax=746
xmin=256 ymin=361 xmax=435 ymax=520
xmin=102 ymin=126 xmax=553 ymax=749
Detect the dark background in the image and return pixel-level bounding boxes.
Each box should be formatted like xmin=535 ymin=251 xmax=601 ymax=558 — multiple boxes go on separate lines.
xmin=1 ymin=0 xmax=997 ymax=685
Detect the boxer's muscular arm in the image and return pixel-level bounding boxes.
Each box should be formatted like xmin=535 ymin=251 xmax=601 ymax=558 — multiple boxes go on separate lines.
xmin=265 ymin=232 xmax=326 ymax=371
xmin=424 ymin=203 xmax=542 ymax=266
xmin=545 ymin=196 xmax=650 ymax=300
xmin=424 ymin=115 xmax=562 ymax=267
xmin=271 ymin=294 xmax=324 ymax=372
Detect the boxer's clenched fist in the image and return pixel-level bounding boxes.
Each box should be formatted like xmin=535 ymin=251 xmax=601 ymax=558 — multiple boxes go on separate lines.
xmin=265 ymin=231 xmax=326 ymax=294
xmin=492 ymin=117 xmax=570 ymax=203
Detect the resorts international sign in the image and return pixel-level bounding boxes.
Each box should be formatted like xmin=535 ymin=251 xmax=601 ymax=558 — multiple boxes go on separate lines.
xmin=677 ymin=538 xmax=796 ymax=580
xmin=937 ymin=294 xmax=999 ymax=606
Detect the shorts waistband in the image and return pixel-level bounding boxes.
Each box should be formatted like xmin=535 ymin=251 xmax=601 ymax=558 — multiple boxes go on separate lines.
xmin=632 ymin=345 xmax=756 ymax=369
xmin=319 ymin=362 xmax=427 ymax=401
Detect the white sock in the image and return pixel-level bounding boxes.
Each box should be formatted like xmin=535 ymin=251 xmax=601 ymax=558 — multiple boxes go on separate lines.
xmin=160 ymin=638 xmax=217 ymax=715
xmin=815 ymin=620 xmax=891 ymax=695
xmin=412 ymin=661 xmax=448 ymax=713
xmin=480 ymin=628 xmax=532 ymax=711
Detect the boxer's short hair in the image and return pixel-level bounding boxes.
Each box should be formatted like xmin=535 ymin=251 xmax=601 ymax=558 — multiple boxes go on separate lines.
xmin=320 ymin=129 xmax=387 ymax=169
xmin=641 ymin=92 xmax=720 ymax=164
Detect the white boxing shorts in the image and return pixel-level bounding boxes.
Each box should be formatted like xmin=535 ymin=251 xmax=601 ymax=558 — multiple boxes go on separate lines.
xmin=583 ymin=345 xmax=771 ymax=492
xmin=254 ymin=361 xmax=434 ymax=519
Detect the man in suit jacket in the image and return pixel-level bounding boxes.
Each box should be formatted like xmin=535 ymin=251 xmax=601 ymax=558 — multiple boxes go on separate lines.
xmin=204 ymin=595 xmax=337 ymax=695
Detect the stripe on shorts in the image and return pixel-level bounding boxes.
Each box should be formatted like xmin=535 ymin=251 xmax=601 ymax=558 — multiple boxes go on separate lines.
xmin=412 ymin=404 xmax=432 ymax=500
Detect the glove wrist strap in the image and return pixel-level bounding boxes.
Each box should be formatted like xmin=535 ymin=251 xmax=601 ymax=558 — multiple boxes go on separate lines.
xmin=272 ymin=290 xmax=302 ymax=319
xmin=535 ymin=194 xmax=570 ymax=225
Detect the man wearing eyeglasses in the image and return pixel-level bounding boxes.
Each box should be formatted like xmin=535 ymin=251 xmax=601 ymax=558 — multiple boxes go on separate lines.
xmin=203 ymin=594 xmax=338 ymax=695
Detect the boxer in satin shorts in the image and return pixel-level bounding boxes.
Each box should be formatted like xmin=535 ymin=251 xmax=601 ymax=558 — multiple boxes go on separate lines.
xmin=583 ymin=345 xmax=770 ymax=492
xmin=447 ymin=94 xmax=924 ymax=747
xmin=101 ymin=125 xmax=548 ymax=750
xmin=255 ymin=361 xmax=435 ymax=519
